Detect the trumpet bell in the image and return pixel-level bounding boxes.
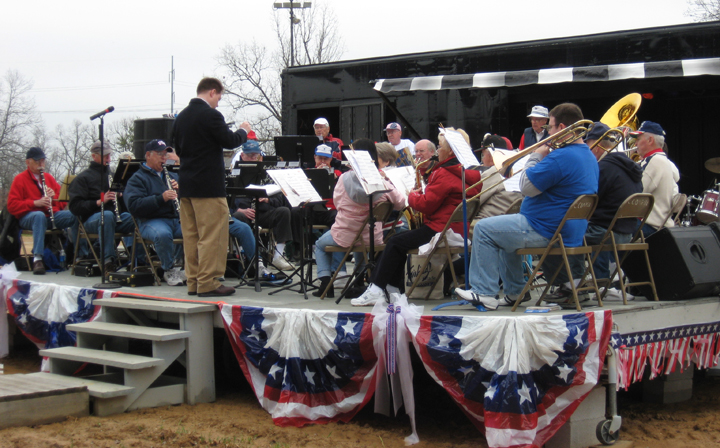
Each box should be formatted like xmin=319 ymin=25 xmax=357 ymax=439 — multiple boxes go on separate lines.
xmin=600 ymin=93 xmax=641 ymax=130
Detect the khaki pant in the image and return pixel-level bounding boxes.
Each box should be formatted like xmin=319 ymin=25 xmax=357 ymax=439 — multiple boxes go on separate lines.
xmin=180 ymin=197 xmax=229 ymax=294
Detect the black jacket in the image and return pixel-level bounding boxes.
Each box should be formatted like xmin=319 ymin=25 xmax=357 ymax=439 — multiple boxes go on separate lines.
xmin=68 ymin=161 xmax=113 ymax=222
xmin=172 ymin=98 xmax=247 ymax=198
xmin=593 ymin=152 xmax=643 ymax=234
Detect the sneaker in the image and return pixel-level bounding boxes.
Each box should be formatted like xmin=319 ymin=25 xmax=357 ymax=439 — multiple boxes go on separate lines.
xmin=334 ymin=271 xmax=349 ymax=289
xmin=176 ymin=269 xmax=187 ymax=282
xmin=454 ymin=288 xmax=500 ymax=310
xmin=544 ymin=285 xmax=589 ymax=304
xmin=350 ymin=288 xmax=387 ymax=307
xmin=499 ymin=292 xmax=532 ymax=307
xmin=272 ymin=257 xmax=294 ymax=271
xmin=601 ymin=287 xmax=634 ymax=302
xmin=164 ymin=268 xmax=185 ymax=286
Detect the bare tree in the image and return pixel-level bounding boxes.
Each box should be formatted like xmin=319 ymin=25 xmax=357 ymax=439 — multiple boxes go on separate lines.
xmin=686 ymin=0 xmax=720 ymax=20
xmin=0 ymin=70 xmax=43 ymax=204
xmin=47 ymin=120 xmax=95 ymax=180
xmin=217 ymin=1 xmax=345 ymax=143
xmin=107 ymin=116 xmax=137 ymax=154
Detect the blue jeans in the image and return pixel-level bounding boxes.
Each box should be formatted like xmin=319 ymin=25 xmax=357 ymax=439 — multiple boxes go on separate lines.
xmin=82 ymin=211 xmax=134 ymax=262
xmin=139 ymin=218 xmax=183 ymax=270
xmin=314 ymin=230 xmax=350 ymax=278
xmin=229 ymin=217 xmax=255 ymax=260
xmin=544 ymin=223 xmax=632 ymax=285
xmin=19 ymin=210 xmax=78 ymax=257
xmin=642 ymin=223 xmax=657 ymax=238
xmin=468 ymin=214 xmax=550 ymax=296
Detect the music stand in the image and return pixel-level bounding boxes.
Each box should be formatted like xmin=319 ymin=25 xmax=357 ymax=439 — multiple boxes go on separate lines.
xmin=274 ymin=135 xmax=321 ymax=167
xmin=226 ymin=186 xmax=270 ymax=292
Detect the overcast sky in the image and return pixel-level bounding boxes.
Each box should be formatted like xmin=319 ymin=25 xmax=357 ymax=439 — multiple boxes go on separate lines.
xmin=1 ymin=0 xmax=693 ymax=133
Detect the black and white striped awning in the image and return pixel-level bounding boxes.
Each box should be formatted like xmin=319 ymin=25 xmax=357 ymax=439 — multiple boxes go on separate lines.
xmin=373 ymin=57 xmax=720 ymax=93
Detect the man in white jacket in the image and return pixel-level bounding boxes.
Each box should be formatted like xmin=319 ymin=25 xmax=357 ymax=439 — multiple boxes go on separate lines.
xmin=630 ymin=121 xmax=680 ymax=236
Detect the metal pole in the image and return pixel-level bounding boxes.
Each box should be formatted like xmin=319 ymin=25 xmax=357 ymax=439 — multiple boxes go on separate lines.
xmin=170 ymin=56 xmax=175 ymax=115
xmin=290 ymin=3 xmax=295 ymax=67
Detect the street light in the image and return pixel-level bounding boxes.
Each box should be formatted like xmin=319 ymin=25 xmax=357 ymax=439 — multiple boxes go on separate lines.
xmin=273 ymin=2 xmax=312 ymax=67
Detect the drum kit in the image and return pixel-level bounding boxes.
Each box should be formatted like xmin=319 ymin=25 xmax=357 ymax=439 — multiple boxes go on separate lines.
xmin=681 ymin=157 xmax=720 ymax=226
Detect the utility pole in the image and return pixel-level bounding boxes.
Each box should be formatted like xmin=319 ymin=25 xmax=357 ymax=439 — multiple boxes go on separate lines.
xmin=273 ymin=2 xmax=312 ymax=67
xmin=169 ymin=56 xmax=175 ymax=115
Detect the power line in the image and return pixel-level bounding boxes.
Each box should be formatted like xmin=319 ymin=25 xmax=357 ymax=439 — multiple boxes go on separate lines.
xmin=31 ymin=81 xmax=167 ymax=93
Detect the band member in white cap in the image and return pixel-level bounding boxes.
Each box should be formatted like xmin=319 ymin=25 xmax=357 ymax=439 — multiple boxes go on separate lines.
xmin=518 ymin=105 xmax=549 ymax=150
xmin=385 ymin=122 xmax=415 ymax=166
xmin=313 ymin=117 xmax=344 ymax=160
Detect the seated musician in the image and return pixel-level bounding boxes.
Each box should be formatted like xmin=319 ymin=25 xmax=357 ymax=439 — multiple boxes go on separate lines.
xmin=314 ymin=117 xmax=344 ymax=161
xmin=125 ymin=139 xmax=260 ymax=285
xmin=474 ymin=134 xmax=523 ymax=219
xmin=542 ymin=122 xmax=643 ymax=303
xmin=232 ymin=140 xmax=297 ymax=271
xmin=7 ymin=147 xmax=78 ymax=275
xmin=414 ymin=140 xmax=436 ymax=164
xmin=351 ymin=128 xmax=482 ymax=306
xmin=385 ymin=122 xmax=415 ymax=166
xmin=68 ymin=140 xmax=135 ymax=273
xmin=314 ymin=139 xmax=405 ymax=298
xmin=454 ymin=103 xmax=598 ymax=310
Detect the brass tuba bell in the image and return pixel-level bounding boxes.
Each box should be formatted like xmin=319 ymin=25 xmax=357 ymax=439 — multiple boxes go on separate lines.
xmin=600 ymin=93 xmax=641 ymax=131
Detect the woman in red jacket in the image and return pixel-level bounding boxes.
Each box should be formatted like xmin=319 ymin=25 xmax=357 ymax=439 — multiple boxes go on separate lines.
xmin=351 ymin=128 xmax=482 ymax=306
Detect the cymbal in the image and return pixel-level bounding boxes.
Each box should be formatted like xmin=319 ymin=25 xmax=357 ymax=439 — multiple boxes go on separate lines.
xmin=705 ymin=157 xmax=720 ymax=174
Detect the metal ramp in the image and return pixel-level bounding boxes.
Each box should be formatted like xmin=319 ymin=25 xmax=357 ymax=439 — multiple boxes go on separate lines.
xmin=38 ymin=297 xmax=217 ymax=416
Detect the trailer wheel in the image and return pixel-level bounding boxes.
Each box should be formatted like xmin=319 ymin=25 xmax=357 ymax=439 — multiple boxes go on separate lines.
xmin=596 ymin=419 xmax=619 ymax=445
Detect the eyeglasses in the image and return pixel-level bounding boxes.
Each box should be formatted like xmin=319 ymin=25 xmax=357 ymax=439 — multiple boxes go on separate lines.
xmin=542 ymin=123 xmax=557 ymax=131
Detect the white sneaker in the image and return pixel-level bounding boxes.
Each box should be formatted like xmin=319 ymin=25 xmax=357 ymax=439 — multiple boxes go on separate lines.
xmin=455 ymin=288 xmax=500 ymax=310
xmin=601 ymin=287 xmax=634 ymax=302
xmin=350 ymin=288 xmax=387 ymax=307
xmin=272 ymin=257 xmax=294 ymax=271
xmin=334 ymin=271 xmax=349 ymax=289
xmin=163 ymin=268 xmax=184 ymax=286
xmin=176 ymin=269 xmax=187 ymax=282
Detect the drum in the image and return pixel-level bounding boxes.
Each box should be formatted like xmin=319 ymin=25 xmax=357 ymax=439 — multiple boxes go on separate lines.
xmin=681 ymin=195 xmax=702 ymax=226
xmin=696 ymin=190 xmax=720 ymax=224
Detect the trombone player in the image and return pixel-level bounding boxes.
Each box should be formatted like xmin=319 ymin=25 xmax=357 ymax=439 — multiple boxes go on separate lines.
xmin=454 ymin=103 xmax=599 ymax=310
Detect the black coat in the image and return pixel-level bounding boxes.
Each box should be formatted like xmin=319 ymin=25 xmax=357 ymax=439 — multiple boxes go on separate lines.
xmin=69 ymin=161 xmax=113 ymax=222
xmin=172 ymin=98 xmax=247 ymax=198
xmin=593 ymin=152 xmax=644 ymax=234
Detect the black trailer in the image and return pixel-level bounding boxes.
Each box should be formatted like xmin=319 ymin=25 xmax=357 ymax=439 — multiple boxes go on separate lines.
xmin=281 ymin=22 xmax=720 ymax=196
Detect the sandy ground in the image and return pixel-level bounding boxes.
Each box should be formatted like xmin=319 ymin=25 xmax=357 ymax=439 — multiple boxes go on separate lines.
xmin=4 ymin=339 xmax=720 ymax=448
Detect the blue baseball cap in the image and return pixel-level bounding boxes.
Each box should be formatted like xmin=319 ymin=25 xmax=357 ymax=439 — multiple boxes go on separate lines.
xmin=242 ymin=140 xmax=262 ymax=154
xmin=585 ymin=122 xmax=611 ymax=142
xmin=629 ymin=121 xmax=666 ymax=137
xmin=26 ymin=147 xmax=46 ymax=160
xmin=145 ymin=139 xmax=169 ymax=153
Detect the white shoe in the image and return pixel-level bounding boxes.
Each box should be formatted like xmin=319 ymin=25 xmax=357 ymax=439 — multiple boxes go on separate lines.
xmin=272 ymin=257 xmax=294 ymax=271
xmin=176 ymin=268 xmax=187 ymax=282
xmin=601 ymin=288 xmax=634 ymax=302
xmin=455 ymin=288 xmax=500 ymax=310
xmin=350 ymin=288 xmax=387 ymax=307
xmin=334 ymin=271 xmax=349 ymax=289
xmin=163 ymin=268 xmax=184 ymax=286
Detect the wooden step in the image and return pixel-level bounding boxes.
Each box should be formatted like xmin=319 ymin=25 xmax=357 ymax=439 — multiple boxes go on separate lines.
xmin=95 ymin=297 xmax=217 ymax=314
xmin=39 ymin=347 xmax=164 ymax=370
xmin=25 ymin=372 xmax=135 ymax=399
xmin=67 ymin=322 xmax=191 ymax=341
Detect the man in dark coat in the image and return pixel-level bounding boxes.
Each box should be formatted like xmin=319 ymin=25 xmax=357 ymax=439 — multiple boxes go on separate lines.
xmin=172 ymin=77 xmax=252 ymax=297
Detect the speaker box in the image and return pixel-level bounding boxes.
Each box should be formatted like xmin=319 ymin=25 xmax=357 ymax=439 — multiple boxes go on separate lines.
xmin=132 ymin=117 xmax=175 ymax=159
xmin=624 ymin=226 xmax=720 ymax=300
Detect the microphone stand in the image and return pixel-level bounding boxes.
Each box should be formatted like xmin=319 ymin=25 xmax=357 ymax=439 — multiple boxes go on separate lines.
xmin=92 ymin=114 xmax=120 ymax=289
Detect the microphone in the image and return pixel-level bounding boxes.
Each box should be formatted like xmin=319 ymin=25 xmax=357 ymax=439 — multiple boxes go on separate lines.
xmin=90 ymin=106 xmax=115 ymax=120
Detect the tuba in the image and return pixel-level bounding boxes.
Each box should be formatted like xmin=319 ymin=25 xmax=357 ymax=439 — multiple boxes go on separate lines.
xmin=600 ymin=93 xmax=641 ymax=131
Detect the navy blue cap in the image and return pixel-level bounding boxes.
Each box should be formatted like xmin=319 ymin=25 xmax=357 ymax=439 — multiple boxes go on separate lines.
xmin=585 ymin=122 xmax=611 ymax=142
xmin=629 ymin=121 xmax=666 ymax=137
xmin=145 ymin=139 xmax=168 ymax=152
xmin=242 ymin=140 xmax=262 ymax=154
xmin=26 ymin=147 xmax=46 ymax=160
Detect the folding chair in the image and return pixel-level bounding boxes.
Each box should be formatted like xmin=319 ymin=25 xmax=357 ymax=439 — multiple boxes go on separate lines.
xmin=511 ymin=195 xmax=601 ymax=312
xmin=503 ymin=197 xmax=523 ymax=215
xmin=583 ymin=193 xmax=658 ymax=304
xmin=318 ymin=201 xmax=394 ymax=300
xmin=127 ymin=216 xmax=183 ymax=286
xmin=405 ymin=198 xmax=481 ymax=299
xmin=20 ymin=229 xmax=65 ymax=269
xmin=659 ymin=193 xmax=687 ymax=230
xmin=71 ymin=220 xmax=133 ymax=274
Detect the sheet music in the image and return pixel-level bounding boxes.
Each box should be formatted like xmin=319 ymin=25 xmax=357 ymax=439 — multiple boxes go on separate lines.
xmin=383 ymin=166 xmax=416 ymax=202
xmin=267 ymin=168 xmax=323 ymax=207
xmin=440 ymin=127 xmax=480 ymax=169
xmin=343 ymin=150 xmax=387 ymax=194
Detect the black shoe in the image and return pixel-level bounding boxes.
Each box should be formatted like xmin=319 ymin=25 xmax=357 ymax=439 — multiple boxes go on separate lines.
xmin=32 ymin=260 xmax=46 ymax=275
xmin=313 ymin=276 xmax=334 ymax=298
xmin=544 ymin=285 xmax=589 ymax=304
xmin=500 ymin=292 xmax=532 ymax=307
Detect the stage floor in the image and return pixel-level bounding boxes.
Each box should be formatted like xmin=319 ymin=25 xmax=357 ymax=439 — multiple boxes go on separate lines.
xmin=15 ymin=267 xmax=720 ymax=332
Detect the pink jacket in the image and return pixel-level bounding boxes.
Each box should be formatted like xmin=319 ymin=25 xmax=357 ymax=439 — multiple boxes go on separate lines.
xmin=330 ymin=171 xmax=405 ymax=247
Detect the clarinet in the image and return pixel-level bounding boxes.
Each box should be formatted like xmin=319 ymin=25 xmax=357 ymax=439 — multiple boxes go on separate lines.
xmin=108 ymin=174 xmax=122 ymax=223
xmin=38 ymin=168 xmax=56 ymax=229
xmin=162 ymin=166 xmax=181 ymax=218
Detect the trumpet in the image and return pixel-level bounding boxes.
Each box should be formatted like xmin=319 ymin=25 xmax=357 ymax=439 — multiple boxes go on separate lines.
xmin=38 ymin=168 xmax=56 ymax=229
xmin=162 ymin=166 xmax=181 ymax=218
xmin=108 ymin=175 xmax=122 ymax=223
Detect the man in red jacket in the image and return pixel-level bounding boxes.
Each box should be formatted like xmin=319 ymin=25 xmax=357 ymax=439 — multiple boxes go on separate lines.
xmin=7 ymin=147 xmax=78 ymax=274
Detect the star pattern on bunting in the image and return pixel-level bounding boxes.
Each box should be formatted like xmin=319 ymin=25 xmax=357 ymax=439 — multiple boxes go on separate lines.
xmin=437 ymin=333 xmax=453 ymax=347
xmin=268 ymin=364 xmax=282 ymax=379
xmin=247 ymin=325 xmax=261 ymax=341
xmin=518 ymin=383 xmax=533 ymax=405
xmin=327 ymin=365 xmax=342 ymax=379
xmin=304 ymin=366 xmax=316 ymax=386
xmin=556 ymin=363 xmax=573 ymax=382
xmin=485 ymin=384 xmax=497 ymax=399
xmin=341 ymin=319 xmax=357 ymax=335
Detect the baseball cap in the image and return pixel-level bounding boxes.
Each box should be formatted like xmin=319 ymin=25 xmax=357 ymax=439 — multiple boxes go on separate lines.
xmin=145 ymin=139 xmax=168 ymax=153
xmin=527 ymin=106 xmax=549 ymax=119
xmin=26 ymin=147 xmax=46 ymax=160
xmin=242 ymin=140 xmax=262 ymax=154
xmin=315 ymin=144 xmax=333 ymax=157
xmin=314 ymin=118 xmax=329 ymax=127
xmin=585 ymin=122 xmax=611 ymax=142
xmin=629 ymin=121 xmax=666 ymax=137
xmin=90 ymin=140 xmax=113 ymax=154
xmin=385 ymin=122 xmax=402 ymax=131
